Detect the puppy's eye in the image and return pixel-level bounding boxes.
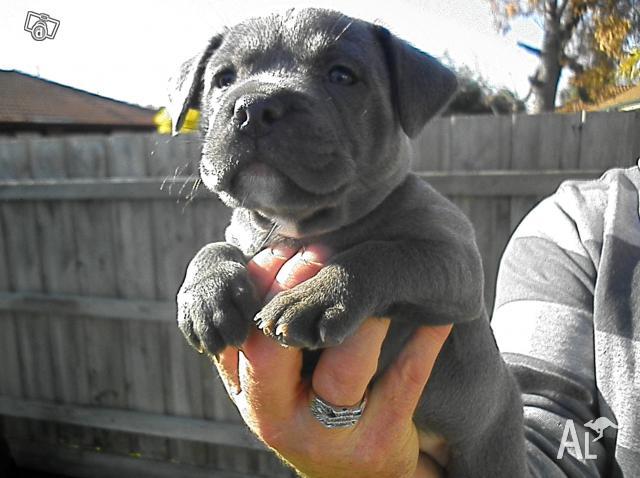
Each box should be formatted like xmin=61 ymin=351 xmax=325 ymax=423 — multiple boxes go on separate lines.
xmin=328 ymin=65 xmax=357 ymax=85
xmin=214 ymin=69 xmax=236 ymax=89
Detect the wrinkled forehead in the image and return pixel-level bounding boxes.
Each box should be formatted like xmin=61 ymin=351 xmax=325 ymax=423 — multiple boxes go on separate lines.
xmin=215 ymin=9 xmax=379 ymax=71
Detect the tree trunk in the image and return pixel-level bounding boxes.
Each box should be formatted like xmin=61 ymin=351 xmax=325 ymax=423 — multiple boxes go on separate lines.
xmin=530 ymin=1 xmax=564 ymax=112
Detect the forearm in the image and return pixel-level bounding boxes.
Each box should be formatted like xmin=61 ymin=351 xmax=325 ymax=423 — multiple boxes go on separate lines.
xmin=491 ymin=191 xmax=607 ymax=477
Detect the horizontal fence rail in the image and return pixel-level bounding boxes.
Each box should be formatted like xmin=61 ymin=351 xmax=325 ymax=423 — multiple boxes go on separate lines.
xmin=0 ymin=170 xmax=606 ymax=200
xmin=0 ymin=292 xmax=174 ymax=322
xmin=0 ymin=397 xmax=262 ymax=450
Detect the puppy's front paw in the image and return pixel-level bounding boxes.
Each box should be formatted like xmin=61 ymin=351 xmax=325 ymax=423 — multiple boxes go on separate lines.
xmin=177 ymin=262 xmax=258 ymax=356
xmin=255 ymin=268 xmax=363 ymax=349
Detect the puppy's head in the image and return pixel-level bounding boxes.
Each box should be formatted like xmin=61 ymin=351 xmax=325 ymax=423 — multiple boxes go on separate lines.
xmin=169 ymin=8 xmax=456 ymax=238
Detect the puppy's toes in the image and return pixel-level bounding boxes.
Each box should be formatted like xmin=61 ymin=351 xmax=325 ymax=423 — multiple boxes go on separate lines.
xmin=178 ymin=316 xmax=202 ymax=352
xmin=230 ymin=272 xmax=260 ymax=320
xmin=271 ymin=302 xmax=324 ymax=348
xmin=317 ymin=306 xmax=353 ymax=346
xmin=177 ymin=298 xmax=206 ymax=353
xmin=281 ymin=305 xmax=351 ymax=348
xmin=254 ymin=290 xmax=295 ymax=335
xmin=193 ymin=319 xmax=226 ymax=357
xmin=212 ymin=305 xmax=250 ymax=350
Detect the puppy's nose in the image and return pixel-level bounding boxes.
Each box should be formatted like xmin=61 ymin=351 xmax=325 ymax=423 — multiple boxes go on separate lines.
xmin=233 ymin=95 xmax=284 ymax=136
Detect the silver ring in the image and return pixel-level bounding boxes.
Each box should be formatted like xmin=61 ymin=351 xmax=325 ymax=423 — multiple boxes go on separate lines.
xmin=309 ymin=390 xmax=367 ymax=429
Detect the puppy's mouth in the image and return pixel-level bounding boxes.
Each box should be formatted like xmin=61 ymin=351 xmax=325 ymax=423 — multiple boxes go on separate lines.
xmin=251 ymin=204 xmax=341 ymax=239
xmin=209 ymin=160 xmax=348 ymax=222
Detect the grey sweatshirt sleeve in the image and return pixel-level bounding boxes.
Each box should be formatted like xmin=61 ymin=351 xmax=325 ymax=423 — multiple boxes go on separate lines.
xmin=491 ymin=186 xmax=608 ymax=477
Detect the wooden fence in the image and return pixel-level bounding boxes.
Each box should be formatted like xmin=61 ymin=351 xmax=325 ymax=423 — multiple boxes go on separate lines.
xmin=0 ymin=110 xmax=638 ymax=477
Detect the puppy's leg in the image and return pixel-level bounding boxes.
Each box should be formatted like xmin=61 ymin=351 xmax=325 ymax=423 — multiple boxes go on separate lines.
xmin=256 ymin=239 xmax=484 ymax=349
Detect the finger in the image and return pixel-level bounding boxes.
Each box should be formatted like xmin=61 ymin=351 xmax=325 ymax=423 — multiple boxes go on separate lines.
xmin=370 ymin=325 xmax=452 ymax=423
xmin=266 ymin=244 xmax=332 ymax=299
xmin=214 ymin=346 xmax=241 ymax=395
xmin=312 ymin=318 xmax=389 ymax=407
xmin=239 ymin=328 xmax=304 ymax=421
xmin=247 ymin=245 xmax=298 ymax=299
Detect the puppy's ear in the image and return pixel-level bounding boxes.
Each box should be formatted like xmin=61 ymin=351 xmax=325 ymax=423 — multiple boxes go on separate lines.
xmin=167 ymin=34 xmax=223 ymax=135
xmin=375 ymin=26 xmax=457 ymax=138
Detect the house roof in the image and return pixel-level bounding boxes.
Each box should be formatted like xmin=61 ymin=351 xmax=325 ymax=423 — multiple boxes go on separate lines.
xmin=0 ymin=69 xmax=157 ymax=127
xmin=595 ymin=83 xmax=640 ymax=111
xmin=559 ymin=83 xmax=640 ymax=113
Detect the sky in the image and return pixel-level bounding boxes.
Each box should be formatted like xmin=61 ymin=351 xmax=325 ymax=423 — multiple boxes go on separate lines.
xmin=0 ymin=0 xmax=543 ymax=109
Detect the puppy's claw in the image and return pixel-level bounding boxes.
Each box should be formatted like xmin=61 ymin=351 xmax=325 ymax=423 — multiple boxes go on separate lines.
xmin=275 ymin=323 xmax=287 ymax=337
xmin=274 ymin=333 xmax=291 ymax=348
xmin=318 ymin=325 xmax=327 ymax=345
xmin=255 ymin=313 xmax=278 ymax=335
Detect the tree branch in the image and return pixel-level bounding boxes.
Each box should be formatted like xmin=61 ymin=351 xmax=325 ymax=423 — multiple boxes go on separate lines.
xmin=557 ymin=0 xmax=570 ymax=18
xmin=559 ymin=12 xmax=582 ymax=43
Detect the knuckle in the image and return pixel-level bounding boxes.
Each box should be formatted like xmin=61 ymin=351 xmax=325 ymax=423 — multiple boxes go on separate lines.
xmin=315 ymin=366 xmax=363 ymax=405
xmin=396 ymin=352 xmax=428 ymax=391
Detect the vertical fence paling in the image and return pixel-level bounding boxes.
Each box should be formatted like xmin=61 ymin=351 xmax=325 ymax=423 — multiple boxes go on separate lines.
xmin=0 ymin=140 xmax=31 ymax=452
xmin=0 ymin=111 xmax=639 ymax=477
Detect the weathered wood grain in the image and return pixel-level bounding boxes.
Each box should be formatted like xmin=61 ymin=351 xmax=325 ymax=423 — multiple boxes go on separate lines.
xmin=29 ymin=136 xmax=89 ymax=448
xmin=0 ymin=138 xmax=56 ymax=445
xmin=0 ymin=397 xmax=261 ymax=449
xmin=107 ymin=133 xmax=168 ymax=460
xmin=65 ymin=135 xmax=131 ymax=455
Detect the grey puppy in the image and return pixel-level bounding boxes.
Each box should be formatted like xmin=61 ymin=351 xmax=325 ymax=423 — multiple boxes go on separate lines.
xmin=171 ymin=8 xmax=525 ymax=477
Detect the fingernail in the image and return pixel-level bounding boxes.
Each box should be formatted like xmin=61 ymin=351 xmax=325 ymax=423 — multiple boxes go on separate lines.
xmin=301 ymin=248 xmax=324 ymax=266
xmin=270 ymin=244 xmax=295 ymax=260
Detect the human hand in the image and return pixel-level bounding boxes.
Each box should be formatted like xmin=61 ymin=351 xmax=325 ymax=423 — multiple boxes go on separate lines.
xmin=214 ymin=245 xmax=451 ymax=478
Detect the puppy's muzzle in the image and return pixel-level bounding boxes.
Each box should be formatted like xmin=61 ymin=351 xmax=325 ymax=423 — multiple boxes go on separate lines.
xmin=232 ymin=94 xmax=285 ymax=138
